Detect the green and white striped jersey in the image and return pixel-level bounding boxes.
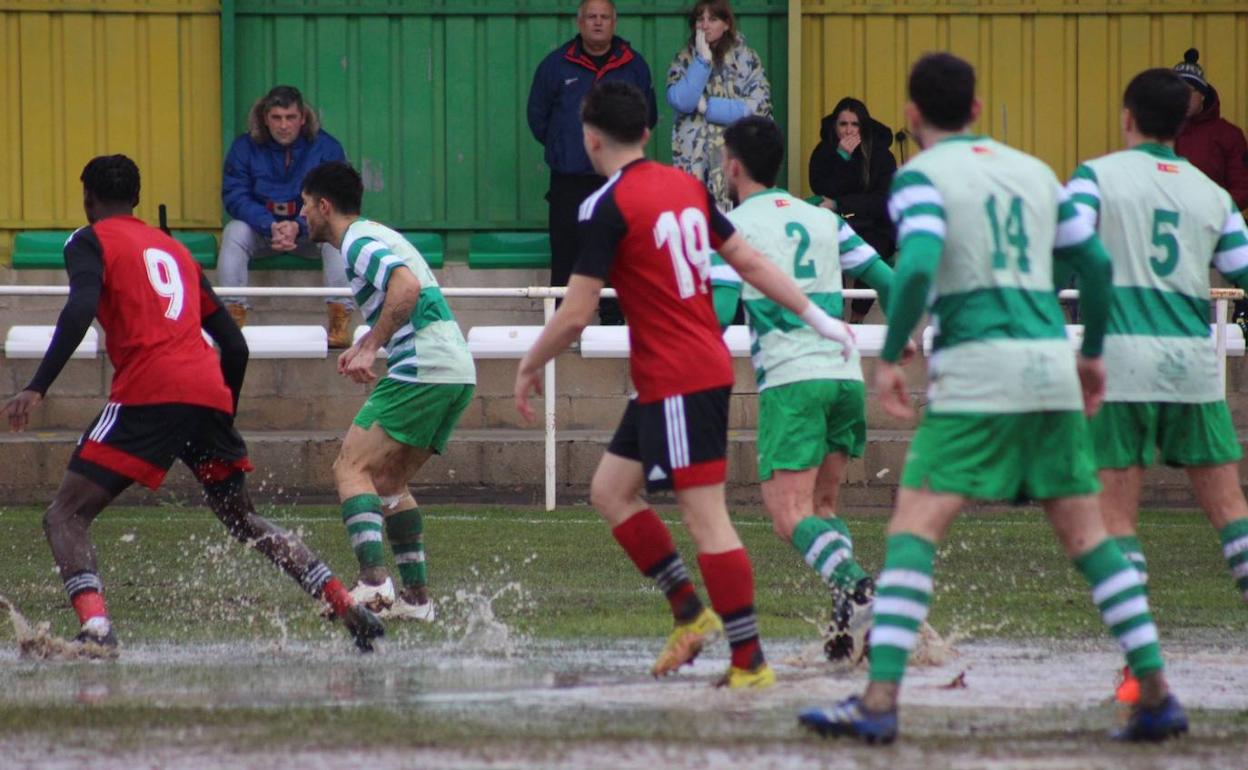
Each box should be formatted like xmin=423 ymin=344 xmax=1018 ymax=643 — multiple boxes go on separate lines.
xmin=1067 ymin=144 xmax=1248 ymax=402
xmin=710 ymin=188 xmax=879 ymax=389
xmin=891 ymin=136 xmax=1096 ymax=413
xmin=340 ymin=219 xmax=476 ymax=385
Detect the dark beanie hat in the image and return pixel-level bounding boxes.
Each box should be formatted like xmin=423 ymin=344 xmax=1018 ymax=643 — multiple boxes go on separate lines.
xmin=1174 ymin=48 xmax=1211 ymax=94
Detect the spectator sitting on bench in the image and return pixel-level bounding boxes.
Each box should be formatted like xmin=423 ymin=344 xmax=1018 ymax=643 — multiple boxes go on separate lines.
xmin=220 ymin=85 xmax=354 ymax=347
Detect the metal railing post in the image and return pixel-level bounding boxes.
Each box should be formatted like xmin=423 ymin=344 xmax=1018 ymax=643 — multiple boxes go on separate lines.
xmin=543 ymin=295 xmax=557 ymax=512
xmin=1217 ymin=296 xmax=1230 ymax=397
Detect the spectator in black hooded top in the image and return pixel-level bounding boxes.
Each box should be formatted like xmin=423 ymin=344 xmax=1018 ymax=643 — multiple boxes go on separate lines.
xmin=808 ymin=97 xmax=898 ymax=323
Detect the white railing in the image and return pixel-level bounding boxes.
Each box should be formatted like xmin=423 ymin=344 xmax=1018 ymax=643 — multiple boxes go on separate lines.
xmin=1 ymin=285 xmax=1242 ymax=511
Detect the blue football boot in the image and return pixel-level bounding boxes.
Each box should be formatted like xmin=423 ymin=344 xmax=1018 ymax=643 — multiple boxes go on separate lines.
xmin=798 ymin=695 xmax=898 ymax=744
xmin=1112 ymin=694 xmax=1189 ymax=742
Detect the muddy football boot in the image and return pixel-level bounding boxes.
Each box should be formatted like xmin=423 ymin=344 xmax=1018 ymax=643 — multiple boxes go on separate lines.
xmin=343 ymin=603 xmax=385 ymax=653
xmin=715 ymin=662 xmax=776 ymax=689
xmin=825 ymin=577 xmax=874 ymax=664
xmin=1112 ymin=694 xmax=1189 ymax=742
xmin=73 ymin=617 xmax=119 ymax=658
xmin=382 ymin=595 xmax=436 ymax=623
xmin=320 ymin=577 xmax=395 ymax=620
xmin=799 ymin=695 xmax=898 ymax=744
xmin=651 ymin=607 xmax=723 ymax=677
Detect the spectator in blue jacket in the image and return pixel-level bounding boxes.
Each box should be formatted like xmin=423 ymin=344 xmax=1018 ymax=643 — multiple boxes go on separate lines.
xmin=220 ymin=85 xmax=354 ymax=347
xmin=527 ymin=0 xmax=657 ymax=324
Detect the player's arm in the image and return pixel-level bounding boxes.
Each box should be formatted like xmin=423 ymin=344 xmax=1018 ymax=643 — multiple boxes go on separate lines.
xmin=4 ymin=230 xmax=104 ymax=431
xmin=1212 ymin=199 xmax=1248 ymax=292
xmin=1053 ymin=186 xmax=1111 ymax=359
xmin=709 ymin=253 xmax=743 ymax=331
xmin=198 ymin=270 xmax=249 ymax=412
xmin=340 ymin=243 xmax=420 ymax=383
xmin=515 ymin=188 xmax=620 ymax=420
xmin=838 ymin=217 xmax=893 ymax=314
xmin=1055 ymin=164 xmax=1103 ymax=292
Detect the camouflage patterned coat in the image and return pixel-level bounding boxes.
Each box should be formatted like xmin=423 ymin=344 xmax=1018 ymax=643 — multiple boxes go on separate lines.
xmin=666 ymin=35 xmax=772 ymax=211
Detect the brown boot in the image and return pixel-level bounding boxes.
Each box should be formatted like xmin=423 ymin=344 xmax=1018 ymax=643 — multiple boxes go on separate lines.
xmin=227 ymin=303 xmax=247 ymax=329
xmin=327 ymin=302 xmax=353 ymax=349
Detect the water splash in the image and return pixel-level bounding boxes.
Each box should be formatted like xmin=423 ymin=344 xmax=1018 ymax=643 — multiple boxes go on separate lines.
xmin=0 ymin=593 xmax=115 ymax=661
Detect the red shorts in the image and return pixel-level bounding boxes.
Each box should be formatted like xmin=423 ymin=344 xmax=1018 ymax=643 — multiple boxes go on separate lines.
xmin=69 ymin=402 xmax=253 ymax=494
xmin=607 ymin=387 xmax=730 ymax=492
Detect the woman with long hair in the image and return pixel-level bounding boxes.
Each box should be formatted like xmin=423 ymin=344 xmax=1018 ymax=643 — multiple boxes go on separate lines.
xmin=666 ymin=0 xmax=772 ymax=211
xmin=808 ymin=97 xmax=898 ymax=322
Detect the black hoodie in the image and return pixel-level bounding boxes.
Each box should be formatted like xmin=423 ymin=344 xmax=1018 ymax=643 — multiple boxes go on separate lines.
xmin=808 ymin=114 xmax=898 ymax=258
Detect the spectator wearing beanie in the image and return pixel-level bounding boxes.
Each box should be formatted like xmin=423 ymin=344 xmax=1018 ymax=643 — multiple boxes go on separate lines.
xmin=1174 ymin=48 xmax=1248 ymax=210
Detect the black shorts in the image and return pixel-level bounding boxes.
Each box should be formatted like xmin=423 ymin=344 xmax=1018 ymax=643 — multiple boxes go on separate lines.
xmin=70 ymin=402 xmax=253 ymax=495
xmin=607 ymin=386 xmax=731 ymax=493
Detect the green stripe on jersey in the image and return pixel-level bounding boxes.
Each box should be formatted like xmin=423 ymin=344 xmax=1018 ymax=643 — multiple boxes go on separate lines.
xmin=930 ymin=287 xmax=1067 ymax=352
xmin=1107 ymin=286 xmax=1210 ymax=338
xmin=745 ymin=292 xmax=842 ymax=335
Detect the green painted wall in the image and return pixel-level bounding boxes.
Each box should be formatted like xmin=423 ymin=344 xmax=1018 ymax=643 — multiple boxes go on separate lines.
xmin=227 ymin=1 xmax=788 ymax=231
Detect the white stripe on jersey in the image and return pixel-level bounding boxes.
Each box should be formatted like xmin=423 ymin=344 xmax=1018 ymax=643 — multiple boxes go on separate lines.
xmin=710 ymin=263 xmax=741 ymax=285
xmin=1215 ymin=210 xmax=1248 ymax=276
xmin=353 ymin=240 xmax=389 ymax=280
xmin=1065 ymin=177 xmax=1100 ymax=200
xmin=897 ymin=214 xmax=946 ymax=241
xmin=1055 ymin=214 xmax=1095 ymax=249
xmin=889 ymin=184 xmax=943 ymax=214
xmin=578 ymin=169 xmax=625 ymax=222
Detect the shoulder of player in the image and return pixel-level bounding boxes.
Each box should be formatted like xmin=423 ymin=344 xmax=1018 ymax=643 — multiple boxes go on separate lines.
xmin=578 ymin=168 xmax=627 ymax=221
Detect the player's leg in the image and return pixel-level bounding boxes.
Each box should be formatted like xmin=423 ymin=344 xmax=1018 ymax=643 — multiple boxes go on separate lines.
xmin=371 ymin=445 xmax=435 ymax=619
xmin=42 ymin=470 xmax=121 ymax=650
xmin=217 ymin=220 xmax=266 ymax=321
xmin=185 ymin=410 xmax=382 ymax=651
xmin=1188 ymin=463 xmax=1248 ymax=602
xmin=1090 ymin=402 xmax=1156 ymax=586
xmin=1099 ymin=467 xmax=1147 ymax=583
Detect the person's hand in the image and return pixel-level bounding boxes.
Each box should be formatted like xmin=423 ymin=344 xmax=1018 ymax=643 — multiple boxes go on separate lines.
xmin=874 ymin=362 xmax=914 ymax=420
xmin=1076 ymin=354 xmax=1106 ymax=417
xmin=270 ymin=221 xmax=298 ymax=252
xmin=839 ymin=133 xmax=861 ymax=156
xmin=898 ymin=339 xmax=919 ymax=366
xmin=695 ymin=29 xmax=712 ymax=62
xmin=337 ymin=339 xmax=378 ymax=383
xmin=697 ymin=96 xmax=708 ymax=115
xmin=514 ymin=364 xmax=543 ymax=423
xmin=3 ymin=390 xmax=42 ymax=432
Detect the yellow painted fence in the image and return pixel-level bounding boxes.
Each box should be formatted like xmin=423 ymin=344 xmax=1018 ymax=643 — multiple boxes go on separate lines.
xmin=0 ymin=0 xmax=221 ymax=260
xmin=797 ymin=1 xmax=1248 ymax=195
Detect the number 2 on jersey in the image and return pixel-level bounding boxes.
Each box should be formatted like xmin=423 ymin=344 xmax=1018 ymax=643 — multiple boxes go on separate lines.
xmin=654 ymin=208 xmax=712 ymax=299
xmin=787 ymin=222 xmax=814 ymax=278
xmin=143 ymin=248 xmax=185 ymax=320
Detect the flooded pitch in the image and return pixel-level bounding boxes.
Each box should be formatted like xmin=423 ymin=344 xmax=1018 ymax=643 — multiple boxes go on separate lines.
xmin=1 ymin=632 xmax=1245 ymax=769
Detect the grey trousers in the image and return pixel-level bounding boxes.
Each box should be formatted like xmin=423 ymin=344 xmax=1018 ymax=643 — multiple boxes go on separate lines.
xmin=217 ymin=219 xmax=353 ymax=308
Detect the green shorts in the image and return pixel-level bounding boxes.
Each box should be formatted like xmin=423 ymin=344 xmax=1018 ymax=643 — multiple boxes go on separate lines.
xmin=353 ymin=379 xmax=475 ymax=453
xmin=901 ymin=411 xmax=1100 ymax=503
xmin=1090 ymin=400 xmax=1242 ymax=470
xmin=757 ymin=379 xmax=866 ymax=481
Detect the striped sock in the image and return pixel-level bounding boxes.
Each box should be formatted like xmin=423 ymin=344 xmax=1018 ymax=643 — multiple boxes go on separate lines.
xmin=1115 ymin=535 xmax=1149 ymax=589
xmin=698 ymin=549 xmax=763 ymax=670
xmin=386 ymin=507 xmax=427 ymax=588
xmin=791 ymin=516 xmax=869 ymax=592
xmin=1074 ymin=538 xmax=1164 ymax=678
xmin=611 ymin=509 xmax=702 ymax=622
xmin=64 ymin=570 xmax=108 ymax=624
xmin=296 ymin=562 xmax=351 ymax=618
xmin=868 ymin=533 xmax=935 ymax=683
xmin=1219 ymin=518 xmax=1248 ymax=602
xmin=341 ymin=494 xmax=385 ymax=570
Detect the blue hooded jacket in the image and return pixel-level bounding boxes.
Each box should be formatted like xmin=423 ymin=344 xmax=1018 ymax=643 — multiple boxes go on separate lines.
xmin=222 ymin=129 xmax=347 ymax=237
xmin=527 ymin=35 xmax=658 ymax=177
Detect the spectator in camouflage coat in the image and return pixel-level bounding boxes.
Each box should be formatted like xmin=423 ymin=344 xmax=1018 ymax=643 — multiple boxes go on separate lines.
xmin=666 ymin=0 xmax=771 ymax=212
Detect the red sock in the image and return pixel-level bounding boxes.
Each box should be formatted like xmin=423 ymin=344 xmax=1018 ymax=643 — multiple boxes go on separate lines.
xmin=612 ymin=509 xmax=702 ymax=621
xmin=321 ymin=577 xmax=354 ymax=618
xmin=698 ymin=549 xmax=763 ymax=669
xmin=71 ymin=590 xmax=108 ymax=625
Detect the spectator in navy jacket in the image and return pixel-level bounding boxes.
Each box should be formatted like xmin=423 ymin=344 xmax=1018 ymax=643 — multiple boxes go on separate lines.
xmin=527 ymin=0 xmax=657 ymax=324
xmin=220 ymin=85 xmax=354 ymax=347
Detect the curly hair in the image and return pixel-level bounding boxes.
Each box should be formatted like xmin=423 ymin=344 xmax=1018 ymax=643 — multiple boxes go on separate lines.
xmin=80 ymin=155 xmax=140 ymax=205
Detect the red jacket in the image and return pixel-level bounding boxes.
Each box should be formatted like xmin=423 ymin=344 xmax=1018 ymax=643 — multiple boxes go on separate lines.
xmin=1176 ymin=92 xmax=1248 ymax=211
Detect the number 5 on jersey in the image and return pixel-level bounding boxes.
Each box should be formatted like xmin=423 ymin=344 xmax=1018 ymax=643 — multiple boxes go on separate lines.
xmin=654 ymin=208 xmax=712 ymax=299
xmin=143 ymin=248 xmax=185 ymax=320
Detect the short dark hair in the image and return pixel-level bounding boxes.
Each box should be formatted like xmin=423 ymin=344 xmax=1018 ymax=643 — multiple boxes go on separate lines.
xmin=302 ymin=161 xmax=363 ymax=215
xmin=581 ymin=81 xmax=649 ymax=145
xmin=1123 ymin=68 xmax=1190 ymax=141
xmin=80 ymin=155 xmax=140 ymax=206
xmin=723 ymin=116 xmax=785 ymax=187
xmin=908 ymin=53 xmax=976 ymax=131
xmin=261 ymin=84 xmax=304 ymax=112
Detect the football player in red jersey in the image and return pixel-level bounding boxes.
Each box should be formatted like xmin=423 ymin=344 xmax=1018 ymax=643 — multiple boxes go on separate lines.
xmin=2 ymin=155 xmax=383 ymax=654
xmin=514 ymin=82 xmax=855 ymax=688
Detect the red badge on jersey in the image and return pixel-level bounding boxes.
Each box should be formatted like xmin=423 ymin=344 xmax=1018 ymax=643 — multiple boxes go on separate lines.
xmin=1157 ymin=163 xmax=1179 ymax=174
xmin=774 ymin=199 xmax=790 ymax=208
xmin=972 ymin=146 xmax=992 ymax=155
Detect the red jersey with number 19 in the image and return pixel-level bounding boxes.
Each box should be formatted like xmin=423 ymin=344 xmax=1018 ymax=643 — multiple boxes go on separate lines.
xmin=573 ymin=160 xmax=736 ymax=403
xmin=68 ymin=216 xmax=234 ymax=413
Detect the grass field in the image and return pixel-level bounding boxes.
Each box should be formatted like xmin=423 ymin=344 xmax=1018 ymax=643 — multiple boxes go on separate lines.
xmin=1 ymin=503 xmax=1246 ymax=769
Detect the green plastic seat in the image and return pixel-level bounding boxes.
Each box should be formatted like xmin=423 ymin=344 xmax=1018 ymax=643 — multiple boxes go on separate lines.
xmin=468 ymin=232 xmax=550 ymax=269
xmin=13 ymin=230 xmax=218 ymax=269
xmin=251 ymin=231 xmax=444 ymax=270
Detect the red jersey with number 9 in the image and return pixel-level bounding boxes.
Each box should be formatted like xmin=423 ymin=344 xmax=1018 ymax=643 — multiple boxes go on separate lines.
xmin=572 ymin=160 xmax=736 ymax=403
xmin=85 ymin=216 xmax=233 ymax=412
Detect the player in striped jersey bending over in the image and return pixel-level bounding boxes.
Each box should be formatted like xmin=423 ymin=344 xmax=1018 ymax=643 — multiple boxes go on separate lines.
xmin=798 ymin=53 xmax=1186 ymax=743
xmin=514 ymin=82 xmax=856 ymax=688
xmin=708 ymin=116 xmax=914 ymax=663
xmin=301 ymin=161 xmax=477 ymax=624
xmin=1065 ymin=68 xmax=1248 ymax=708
